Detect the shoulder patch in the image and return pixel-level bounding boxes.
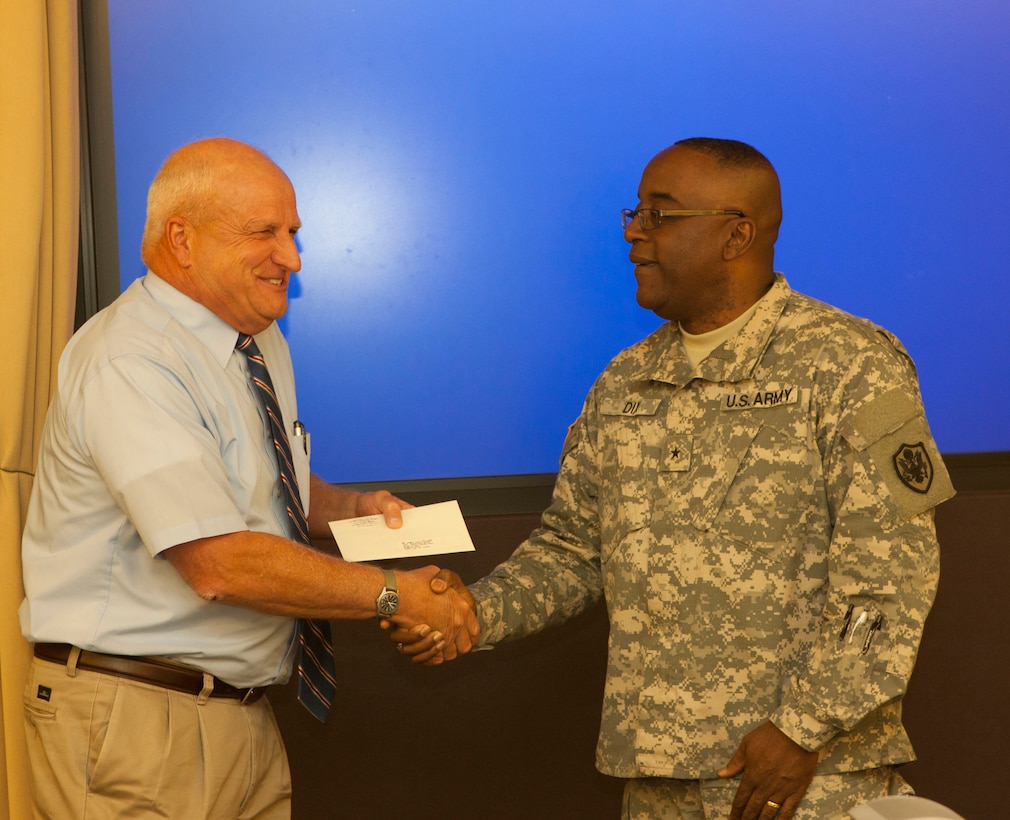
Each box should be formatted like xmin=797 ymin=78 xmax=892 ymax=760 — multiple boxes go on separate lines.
xmin=561 ymin=415 xmax=585 ymax=458
xmin=839 ymin=389 xmax=954 ymax=518
xmin=892 ymin=442 xmax=934 ymax=494
xmin=865 ymin=418 xmax=954 ymax=519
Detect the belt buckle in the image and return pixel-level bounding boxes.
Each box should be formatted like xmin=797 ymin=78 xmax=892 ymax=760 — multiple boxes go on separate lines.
xmin=240 ymin=687 xmax=258 ymax=705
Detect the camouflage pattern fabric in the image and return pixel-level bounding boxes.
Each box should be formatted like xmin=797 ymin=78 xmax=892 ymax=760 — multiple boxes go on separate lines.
xmin=470 ymin=274 xmax=954 ymax=779
xmin=621 ymin=765 xmax=911 ymax=819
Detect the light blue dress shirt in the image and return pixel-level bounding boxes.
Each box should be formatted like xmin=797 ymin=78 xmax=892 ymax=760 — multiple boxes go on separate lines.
xmin=19 ymin=273 xmax=312 ymax=688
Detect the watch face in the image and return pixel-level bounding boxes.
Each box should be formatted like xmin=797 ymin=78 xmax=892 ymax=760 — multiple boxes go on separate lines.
xmin=377 ymin=591 xmax=399 ymax=617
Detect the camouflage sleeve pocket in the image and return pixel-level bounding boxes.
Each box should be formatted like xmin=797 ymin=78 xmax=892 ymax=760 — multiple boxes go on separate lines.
xmin=839 ymin=388 xmax=955 ymax=522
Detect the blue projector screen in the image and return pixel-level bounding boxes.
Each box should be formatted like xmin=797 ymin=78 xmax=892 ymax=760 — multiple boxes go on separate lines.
xmin=106 ymin=1 xmax=1010 ymax=484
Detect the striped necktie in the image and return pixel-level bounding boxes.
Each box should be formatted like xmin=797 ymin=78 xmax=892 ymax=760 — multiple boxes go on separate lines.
xmin=236 ymin=333 xmax=337 ymax=722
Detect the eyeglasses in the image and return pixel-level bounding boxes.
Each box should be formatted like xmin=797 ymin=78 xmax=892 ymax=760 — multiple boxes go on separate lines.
xmin=621 ymin=208 xmax=744 ymax=230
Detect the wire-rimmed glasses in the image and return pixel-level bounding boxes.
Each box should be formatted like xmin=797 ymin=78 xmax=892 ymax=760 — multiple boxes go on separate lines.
xmin=621 ymin=208 xmax=744 ymax=230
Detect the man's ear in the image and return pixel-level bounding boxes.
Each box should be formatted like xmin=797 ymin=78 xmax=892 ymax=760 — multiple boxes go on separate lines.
xmin=723 ymin=218 xmax=756 ymax=261
xmin=166 ymin=216 xmax=195 ymax=267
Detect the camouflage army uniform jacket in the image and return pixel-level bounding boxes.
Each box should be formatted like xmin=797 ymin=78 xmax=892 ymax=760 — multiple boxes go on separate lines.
xmin=470 ymin=273 xmax=954 ymax=779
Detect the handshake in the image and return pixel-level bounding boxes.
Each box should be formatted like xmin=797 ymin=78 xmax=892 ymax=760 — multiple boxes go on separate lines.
xmin=379 ymin=566 xmax=478 ymax=665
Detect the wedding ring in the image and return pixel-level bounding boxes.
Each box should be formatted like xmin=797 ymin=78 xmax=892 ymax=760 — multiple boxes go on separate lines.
xmin=766 ymin=800 xmax=781 ymax=810
xmin=396 ymin=643 xmax=404 ymax=653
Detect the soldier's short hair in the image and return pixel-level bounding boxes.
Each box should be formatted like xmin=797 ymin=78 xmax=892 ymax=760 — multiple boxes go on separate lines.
xmin=674 ymin=137 xmax=775 ymax=173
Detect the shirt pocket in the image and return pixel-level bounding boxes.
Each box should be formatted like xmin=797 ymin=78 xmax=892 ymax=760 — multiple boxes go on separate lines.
xmin=597 ymin=399 xmax=664 ymax=559
xmin=662 ymin=408 xmax=822 ymax=608
xmin=290 ymin=422 xmax=311 ymax=509
xmin=688 ymin=404 xmax=818 ymax=554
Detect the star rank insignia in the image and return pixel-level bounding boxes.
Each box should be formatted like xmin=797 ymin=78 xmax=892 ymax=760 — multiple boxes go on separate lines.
xmin=665 ymin=436 xmax=691 ymax=471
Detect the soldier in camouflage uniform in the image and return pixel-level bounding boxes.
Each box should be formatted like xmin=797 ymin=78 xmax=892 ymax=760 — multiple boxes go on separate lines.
xmin=396 ymin=138 xmax=954 ymax=820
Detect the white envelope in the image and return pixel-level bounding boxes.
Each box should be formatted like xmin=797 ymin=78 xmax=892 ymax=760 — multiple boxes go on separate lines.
xmin=328 ymin=499 xmax=475 ymax=562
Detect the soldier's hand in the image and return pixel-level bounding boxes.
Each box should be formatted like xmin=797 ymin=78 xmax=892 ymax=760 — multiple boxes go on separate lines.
xmin=718 ymin=721 xmax=817 ymax=820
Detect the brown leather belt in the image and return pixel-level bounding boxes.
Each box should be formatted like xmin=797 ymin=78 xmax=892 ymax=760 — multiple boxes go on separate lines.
xmin=33 ymin=643 xmax=268 ymax=703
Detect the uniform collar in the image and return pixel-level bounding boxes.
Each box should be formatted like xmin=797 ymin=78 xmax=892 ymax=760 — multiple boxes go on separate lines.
xmin=633 ymin=273 xmax=792 ymax=386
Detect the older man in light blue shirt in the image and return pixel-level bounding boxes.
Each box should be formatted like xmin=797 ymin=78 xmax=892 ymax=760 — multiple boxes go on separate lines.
xmin=19 ymin=137 xmax=478 ymax=819
xmin=21 ymin=271 xmax=306 ymax=687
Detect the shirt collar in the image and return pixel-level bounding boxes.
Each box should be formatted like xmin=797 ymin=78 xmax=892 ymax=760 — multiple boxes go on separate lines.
xmin=632 ymin=272 xmax=792 ymax=386
xmin=692 ymin=272 xmax=791 ymax=382
xmin=142 ymin=271 xmax=246 ymax=369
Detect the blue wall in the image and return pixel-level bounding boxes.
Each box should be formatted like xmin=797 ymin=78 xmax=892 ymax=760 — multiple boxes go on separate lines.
xmin=108 ymin=1 xmax=1010 ymax=482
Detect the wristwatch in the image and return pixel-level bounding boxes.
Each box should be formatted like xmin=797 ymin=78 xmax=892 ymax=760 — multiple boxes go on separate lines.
xmin=375 ymin=569 xmax=399 ymax=618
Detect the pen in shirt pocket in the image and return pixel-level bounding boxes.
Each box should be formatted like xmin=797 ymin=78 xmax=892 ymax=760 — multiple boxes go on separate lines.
xmin=292 ymin=420 xmax=309 ymax=455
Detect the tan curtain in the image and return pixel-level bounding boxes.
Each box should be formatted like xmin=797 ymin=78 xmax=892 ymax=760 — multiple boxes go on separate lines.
xmin=0 ymin=0 xmax=80 ymax=816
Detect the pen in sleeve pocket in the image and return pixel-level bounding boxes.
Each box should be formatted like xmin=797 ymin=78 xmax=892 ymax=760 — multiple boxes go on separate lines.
xmin=861 ymin=614 xmax=884 ymax=655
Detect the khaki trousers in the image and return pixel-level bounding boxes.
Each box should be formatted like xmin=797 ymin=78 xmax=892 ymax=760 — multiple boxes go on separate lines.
xmin=622 ymin=766 xmax=913 ymax=819
xmin=22 ymin=655 xmax=292 ymax=819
